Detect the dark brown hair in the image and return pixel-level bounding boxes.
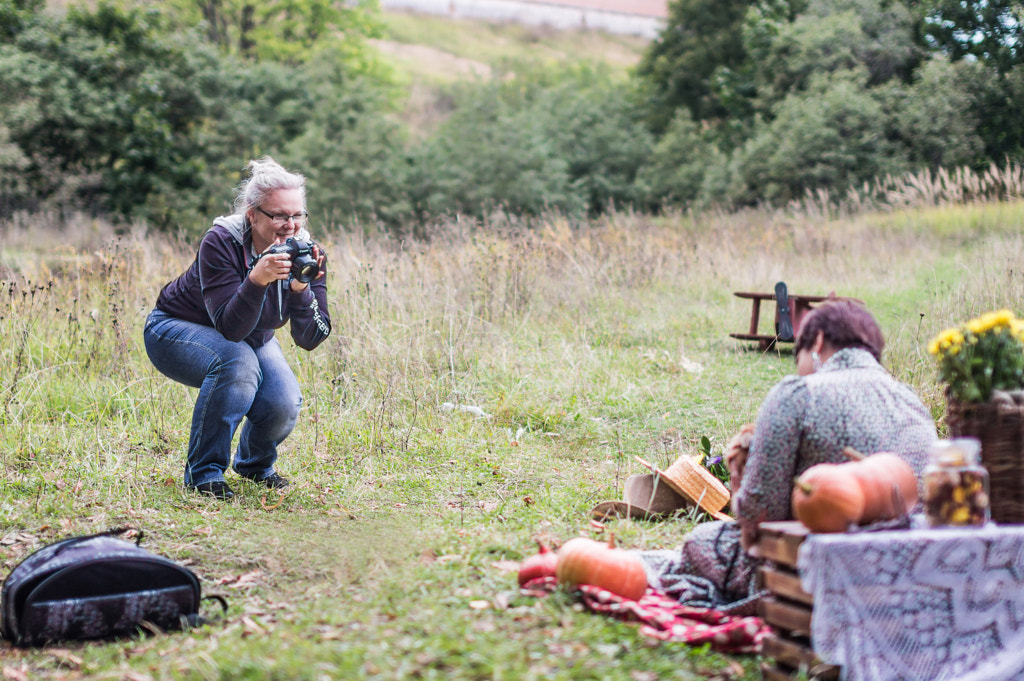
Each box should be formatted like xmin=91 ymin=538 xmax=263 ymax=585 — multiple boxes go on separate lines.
xmin=794 ymin=300 xmax=885 ymax=362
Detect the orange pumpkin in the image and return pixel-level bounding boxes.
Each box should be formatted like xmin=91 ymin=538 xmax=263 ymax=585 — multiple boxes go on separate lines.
xmin=791 ymin=464 xmax=866 ymax=533
xmin=842 ymin=448 xmax=919 ymax=522
xmin=556 ymin=535 xmax=648 ymax=601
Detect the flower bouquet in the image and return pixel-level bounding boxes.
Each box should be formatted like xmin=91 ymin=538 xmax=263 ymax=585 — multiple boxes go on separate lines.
xmin=928 ymin=309 xmax=1024 ymax=404
xmin=929 ymin=309 xmax=1024 ymax=523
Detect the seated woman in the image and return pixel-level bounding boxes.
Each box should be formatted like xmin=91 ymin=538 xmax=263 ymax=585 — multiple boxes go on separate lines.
xmin=641 ymin=300 xmax=937 ymax=613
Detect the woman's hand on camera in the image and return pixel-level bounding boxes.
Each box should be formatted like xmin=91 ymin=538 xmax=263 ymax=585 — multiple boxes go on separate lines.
xmin=249 ymin=249 xmax=291 ymax=287
xmin=309 ymin=241 xmax=325 ymax=278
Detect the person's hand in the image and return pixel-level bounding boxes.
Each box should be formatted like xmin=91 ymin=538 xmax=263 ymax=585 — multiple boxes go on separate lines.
xmin=724 ymin=423 xmax=755 ymax=495
xmin=740 ymin=519 xmax=761 ymax=557
xmin=249 ymin=247 xmax=291 ymax=287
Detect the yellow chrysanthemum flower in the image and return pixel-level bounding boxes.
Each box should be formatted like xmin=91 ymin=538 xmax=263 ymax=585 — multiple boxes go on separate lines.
xmin=967 ymin=318 xmax=987 ymax=335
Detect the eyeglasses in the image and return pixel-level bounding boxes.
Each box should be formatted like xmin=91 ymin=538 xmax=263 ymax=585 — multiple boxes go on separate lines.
xmin=255 ymin=205 xmax=308 ymax=226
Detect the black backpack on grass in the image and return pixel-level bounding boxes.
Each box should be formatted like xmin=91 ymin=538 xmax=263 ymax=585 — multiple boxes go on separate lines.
xmin=0 ymin=528 xmax=223 ymax=647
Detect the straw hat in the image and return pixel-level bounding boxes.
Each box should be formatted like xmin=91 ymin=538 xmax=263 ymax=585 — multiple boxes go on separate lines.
xmin=635 ymin=455 xmax=733 ymax=521
xmin=590 ymin=474 xmax=689 ymax=521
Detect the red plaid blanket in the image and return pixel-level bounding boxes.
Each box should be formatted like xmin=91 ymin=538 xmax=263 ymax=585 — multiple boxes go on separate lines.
xmin=522 ymin=577 xmax=769 ymax=653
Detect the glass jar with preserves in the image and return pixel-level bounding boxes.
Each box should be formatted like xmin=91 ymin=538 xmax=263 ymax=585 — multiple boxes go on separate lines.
xmin=923 ymin=438 xmax=990 ymax=527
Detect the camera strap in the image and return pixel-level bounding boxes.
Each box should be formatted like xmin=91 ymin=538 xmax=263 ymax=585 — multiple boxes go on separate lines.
xmin=277 ymin=279 xmax=284 ymax=321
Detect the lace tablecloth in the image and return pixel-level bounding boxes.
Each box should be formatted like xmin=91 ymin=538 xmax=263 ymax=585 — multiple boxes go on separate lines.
xmin=798 ymin=523 xmax=1024 ymax=681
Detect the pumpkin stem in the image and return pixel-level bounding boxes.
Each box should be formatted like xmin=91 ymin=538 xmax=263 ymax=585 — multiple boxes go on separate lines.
xmin=794 ymin=478 xmax=814 ymax=495
xmin=607 ymin=533 xmax=617 ymax=549
xmin=842 ymin=446 xmax=866 ymax=461
xmin=535 ymin=540 xmax=551 ymax=555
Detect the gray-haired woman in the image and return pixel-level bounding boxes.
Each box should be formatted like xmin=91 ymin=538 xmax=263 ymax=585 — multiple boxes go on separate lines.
xmin=144 ymin=157 xmax=331 ymax=500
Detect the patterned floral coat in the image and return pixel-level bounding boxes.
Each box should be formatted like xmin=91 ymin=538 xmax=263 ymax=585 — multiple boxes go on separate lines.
xmin=734 ymin=347 xmax=936 ymax=526
xmin=641 ymin=348 xmax=938 ymax=613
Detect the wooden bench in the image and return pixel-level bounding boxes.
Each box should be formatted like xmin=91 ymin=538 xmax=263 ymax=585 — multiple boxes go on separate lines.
xmin=757 ymin=521 xmax=840 ymax=681
xmin=730 ymin=291 xmax=834 ymax=351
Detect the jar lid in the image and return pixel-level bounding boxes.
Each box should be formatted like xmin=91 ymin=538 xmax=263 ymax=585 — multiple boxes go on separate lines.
xmin=930 ymin=438 xmax=981 ymax=465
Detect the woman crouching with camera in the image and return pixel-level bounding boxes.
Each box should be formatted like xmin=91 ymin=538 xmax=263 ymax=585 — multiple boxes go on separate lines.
xmin=144 ymin=157 xmax=331 ymax=500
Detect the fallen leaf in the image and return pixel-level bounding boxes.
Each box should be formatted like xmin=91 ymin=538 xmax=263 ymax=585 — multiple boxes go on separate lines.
xmin=47 ymin=649 xmax=82 ymax=668
xmin=137 ymin=621 xmax=166 ymax=637
xmin=2 ymin=668 xmax=29 ymax=681
xmin=122 ymin=672 xmax=155 ymax=681
xmin=193 ymin=526 xmax=213 ymax=536
xmin=479 ymin=501 xmax=499 ymax=512
xmin=216 ymin=570 xmax=265 ymax=588
xmin=523 ymin=496 xmax=534 ymax=506
xmin=491 ymin=560 xmax=520 ymax=573
xmin=468 ymin=600 xmax=490 ymax=609
xmin=260 ymin=494 xmax=283 ymax=510
xmin=241 ymin=616 xmax=267 ymax=637
xmin=436 ymin=554 xmax=462 ymax=564
xmin=0 ymin=532 xmax=35 ymax=547
xmin=589 ymin=519 xmax=606 ymax=531
xmin=330 ymin=505 xmax=356 ymax=519
xmin=420 ymin=549 xmax=437 ymax=564
xmin=317 ymin=628 xmax=345 ymax=640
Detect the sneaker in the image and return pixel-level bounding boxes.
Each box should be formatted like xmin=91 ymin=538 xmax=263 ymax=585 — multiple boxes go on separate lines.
xmin=247 ymin=471 xmax=291 ymax=489
xmin=191 ymin=480 xmax=235 ymax=500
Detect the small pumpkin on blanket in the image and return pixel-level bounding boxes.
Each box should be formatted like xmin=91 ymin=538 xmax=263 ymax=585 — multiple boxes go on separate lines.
xmin=556 ymin=535 xmax=648 ymax=601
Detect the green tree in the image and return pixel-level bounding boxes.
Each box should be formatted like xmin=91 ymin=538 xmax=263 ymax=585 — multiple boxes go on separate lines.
xmin=636 ymin=0 xmax=756 ymax=134
xmin=408 ymin=66 xmax=653 ymax=220
xmin=281 ymin=55 xmax=410 ymax=229
xmin=887 ymin=56 xmax=983 ymax=169
xmin=0 ymin=2 xmax=228 ymax=222
xmin=167 ymin=0 xmax=383 ymax=66
xmin=914 ymin=0 xmax=1024 ymax=72
xmin=745 ymin=0 xmax=919 ymax=110
xmin=0 ymin=0 xmax=43 ymax=36
xmin=733 ymin=69 xmax=908 ymax=204
xmin=635 ymin=108 xmax=719 ymax=208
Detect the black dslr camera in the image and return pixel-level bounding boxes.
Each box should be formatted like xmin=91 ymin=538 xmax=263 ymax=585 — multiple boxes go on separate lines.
xmin=266 ymin=237 xmax=320 ymax=283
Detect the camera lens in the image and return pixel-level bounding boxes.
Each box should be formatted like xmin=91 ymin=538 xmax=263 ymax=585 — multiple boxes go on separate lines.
xmin=294 ymin=259 xmax=319 ymax=283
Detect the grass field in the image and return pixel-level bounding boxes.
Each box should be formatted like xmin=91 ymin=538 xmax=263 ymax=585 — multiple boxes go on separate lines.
xmin=1 ymin=178 xmax=1022 ymax=679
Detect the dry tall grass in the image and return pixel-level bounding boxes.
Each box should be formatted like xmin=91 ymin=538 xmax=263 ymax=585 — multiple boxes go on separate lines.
xmin=4 ymin=164 xmax=1021 ymax=442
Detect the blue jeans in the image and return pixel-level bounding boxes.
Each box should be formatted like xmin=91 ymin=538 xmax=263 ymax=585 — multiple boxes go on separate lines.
xmin=143 ymin=309 xmax=302 ymax=487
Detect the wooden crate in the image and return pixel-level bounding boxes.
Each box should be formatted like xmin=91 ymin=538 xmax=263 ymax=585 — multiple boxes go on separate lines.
xmin=757 ymin=521 xmax=840 ymax=681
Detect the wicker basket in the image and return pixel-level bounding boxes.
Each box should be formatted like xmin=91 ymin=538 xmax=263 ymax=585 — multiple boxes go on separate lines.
xmin=946 ymin=390 xmax=1024 ymax=524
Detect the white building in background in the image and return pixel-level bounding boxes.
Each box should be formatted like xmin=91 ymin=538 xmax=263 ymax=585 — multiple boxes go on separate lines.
xmin=379 ymin=0 xmax=668 ymax=39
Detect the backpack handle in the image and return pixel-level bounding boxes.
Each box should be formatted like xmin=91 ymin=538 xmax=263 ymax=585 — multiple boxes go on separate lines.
xmin=52 ymin=527 xmax=143 ymax=556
